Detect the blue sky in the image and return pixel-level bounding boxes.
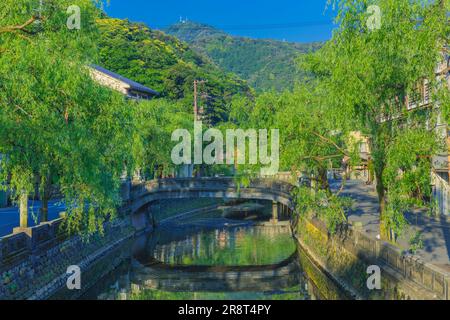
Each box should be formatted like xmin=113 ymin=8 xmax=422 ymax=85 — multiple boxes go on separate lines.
xmin=104 ymin=0 xmax=337 ymax=43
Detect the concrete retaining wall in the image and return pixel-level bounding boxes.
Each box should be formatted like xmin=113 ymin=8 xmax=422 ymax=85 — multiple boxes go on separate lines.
xmin=297 ymin=217 xmax=450 ymax=300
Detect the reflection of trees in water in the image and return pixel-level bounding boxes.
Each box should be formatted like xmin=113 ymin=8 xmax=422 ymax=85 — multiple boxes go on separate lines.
xmin=130 ymin=285 xmax=308 ymax=301
xmin=152 ymin=226 xmax=296 ymax=266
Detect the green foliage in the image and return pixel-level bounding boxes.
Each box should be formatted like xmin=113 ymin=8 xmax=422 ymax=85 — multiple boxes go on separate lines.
xmin=436 ymin=85 xmax=450 ymax=126
xmin=225 ymin=86 xmax=354 ymax=233
xmin=384 ymin=129 xmax=438 ymax=201
xmin=1 ymin=0 xmax=447 ymax=242
xmin=132 ymin=98 xmax=193 ymax=179
xmin=227 ymin=0 xmax=447 ymax=238
xmin=276 ymin=84 xmax=352 ymax=175
xmin=408 ymin=231 xmax=424 ymax=254
xmin=300 ymin=0 xmax=448 ymax=238
xmin=293 ymin=186 xmax=352 ymax=234
xmin=97 ymin=18 xmax=253 ymax=124
xmin=0 ymin=0 xmax=135 ymax=235
xmin=166 ymin=21 xmax=322 ymax=92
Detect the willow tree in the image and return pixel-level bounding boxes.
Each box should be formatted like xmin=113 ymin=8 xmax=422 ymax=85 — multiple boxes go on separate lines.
xmin=0 ymin=0 xmax=135 ymax=235
xmin=275 ymin=84 xmax=359 ymax=232
xmin=132 ymin=98 xmax=193 ymax=179
xmin=303 ymin=0 xmax=448 ymax=239
xmin=278 ymin=84 xmax=360 ymax=191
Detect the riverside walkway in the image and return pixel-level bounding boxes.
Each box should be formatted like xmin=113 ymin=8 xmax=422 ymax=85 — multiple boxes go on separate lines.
xmin=332 ymin=179 xmax=450 ymax=268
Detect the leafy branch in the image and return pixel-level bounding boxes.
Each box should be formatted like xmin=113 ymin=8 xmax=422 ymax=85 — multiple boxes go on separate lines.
xmin=0 ymin=16 xmax=38 ymax=34
xmin=312 ymin=131 xmax=350 ymax=157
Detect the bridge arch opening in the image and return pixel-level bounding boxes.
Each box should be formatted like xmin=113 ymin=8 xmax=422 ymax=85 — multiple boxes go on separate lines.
xmin=128 ymin=178 xmax=297 ymax=231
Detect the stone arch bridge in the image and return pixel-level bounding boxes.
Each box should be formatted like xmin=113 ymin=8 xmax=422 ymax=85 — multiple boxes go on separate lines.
xmin=126 ymin=177 xmax=298 ymax=230
xmin=124 ymin=176 xmax=302 ymax=293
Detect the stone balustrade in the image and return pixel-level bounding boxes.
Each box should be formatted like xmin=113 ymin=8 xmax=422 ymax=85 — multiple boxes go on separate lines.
xmin=129 ymin=177 xmax=296 ymax=215
xmin=0 ymin=218 xmax=66 ymax=269
xmin=304 ymin=217 xmax=450 ymax=300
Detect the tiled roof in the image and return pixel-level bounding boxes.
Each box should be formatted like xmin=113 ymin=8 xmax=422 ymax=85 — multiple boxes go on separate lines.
xmin=90 ymin=64 xmax=159 ymax=96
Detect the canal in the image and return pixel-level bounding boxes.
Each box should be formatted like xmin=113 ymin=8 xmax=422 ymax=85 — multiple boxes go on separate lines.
xmin=81 ymin=200 xmax=349 ymax=300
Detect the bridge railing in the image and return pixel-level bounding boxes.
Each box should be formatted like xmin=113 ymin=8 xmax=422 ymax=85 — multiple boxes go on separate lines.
xmin=354 ymin=227 xmax=450 ymax=299
xmin=130 ymin=176 xmax=296 ymax=202
xmin=0 ymin=217 xmax=66 ymax=269
xmin=378 ymin=237 xmax=450 ymax=299
xmin=309 ymin=218 xmax=450 ymax=299
xmin=0 ymin=215 xmax=130 ymax=272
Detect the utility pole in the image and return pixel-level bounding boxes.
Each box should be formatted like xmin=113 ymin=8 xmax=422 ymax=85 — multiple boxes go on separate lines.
xmin=193 ymin=80 xmax=208 ymax=178
xmin=194 ymin=80 xmax=198 ymax=120
xmin=193 ymin=80 xmax=207 ymax=121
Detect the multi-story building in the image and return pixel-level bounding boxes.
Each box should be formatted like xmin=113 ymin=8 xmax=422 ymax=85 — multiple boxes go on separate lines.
xmin=431 ymin=54 xmax=450 ymax=215
xmin=347 ymin=131 xmax=372 ymax=181
xmin=402 ymin=54 xmax=449 ymax=216
xmin=346 ymin=55 xmax=449 ymax=216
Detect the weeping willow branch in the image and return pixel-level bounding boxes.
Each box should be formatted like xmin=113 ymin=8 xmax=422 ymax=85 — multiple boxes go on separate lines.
xmin=299 ymin=154 xmax=344 ymax=161
xmin=312 ymin=131 xmax=350 ymax=157
xmin=14 ymin=105 xmax=32 ymax=118
xmin=0 ymin=16 xmax=37 ymax=35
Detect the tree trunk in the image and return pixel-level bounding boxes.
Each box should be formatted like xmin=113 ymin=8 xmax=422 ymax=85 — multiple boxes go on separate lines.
xmin=39 ymin=173 xmax=52 ymax=223
xmin=369 ymin=126 xmax=391 ymax=241
xmin=374 ymin=164 xmax=390 ymax=240
xmin=40 ymin=190 xmax=49 ymax=223
xmin=318 ymin=167 xmax=331 ymax=195
xmin=19 ymin=191 xmax=28 ymax=229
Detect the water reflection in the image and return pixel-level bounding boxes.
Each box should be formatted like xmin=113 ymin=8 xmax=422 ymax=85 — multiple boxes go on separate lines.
xmin=81 ymin=204 xmax=340 ymax=300
xmin=144 ymin=225 xmax=296 ymax=267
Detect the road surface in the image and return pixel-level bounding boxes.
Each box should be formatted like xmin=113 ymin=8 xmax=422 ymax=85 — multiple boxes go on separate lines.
xmin=0 ymin=200 xmax=65 ymax=237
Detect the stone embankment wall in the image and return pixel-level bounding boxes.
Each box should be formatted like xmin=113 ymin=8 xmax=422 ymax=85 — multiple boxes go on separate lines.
xmin=0 ymin=219 xmax=134 ymax=300
xmin=296 ymin=217 xmax=450 ymax=300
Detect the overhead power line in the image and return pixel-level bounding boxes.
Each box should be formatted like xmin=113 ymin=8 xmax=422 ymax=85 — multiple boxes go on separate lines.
xmin=152 ymin=20 xmax=335 ymax=31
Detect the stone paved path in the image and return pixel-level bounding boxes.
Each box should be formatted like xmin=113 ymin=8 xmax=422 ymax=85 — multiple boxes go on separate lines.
xmin=331 ymin=179 xmax=450 ymax=268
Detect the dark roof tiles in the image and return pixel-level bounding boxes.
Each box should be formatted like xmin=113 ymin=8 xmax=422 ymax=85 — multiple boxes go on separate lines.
xmin=90 ymin=64 xmax=159 ymax=96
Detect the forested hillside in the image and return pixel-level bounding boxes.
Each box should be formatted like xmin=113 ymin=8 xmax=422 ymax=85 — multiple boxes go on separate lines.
xmin=166 ymin=21 xmax=322 ymax=92
xmin=97 ymin=18 xmax=252 ymax=124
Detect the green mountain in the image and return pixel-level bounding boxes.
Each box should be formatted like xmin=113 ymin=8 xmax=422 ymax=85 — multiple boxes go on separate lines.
xmin=165 ymin=21 xmax=322 ymax=92
xmin=97 ymin=18 xmax=252 ymax=123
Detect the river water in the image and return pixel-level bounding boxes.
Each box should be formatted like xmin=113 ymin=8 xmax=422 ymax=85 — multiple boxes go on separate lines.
xmin=81 ymin=203 xmax=347 ymax=300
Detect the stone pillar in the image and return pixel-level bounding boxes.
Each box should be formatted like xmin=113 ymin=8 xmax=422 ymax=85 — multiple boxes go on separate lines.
xmin=271 ymin=201 xmax=278 ymax=224
xmin=178 ymin=164 xmax=194 ymax=178
xmin=19 ymin=192 xmax=28 ymax=228
xmin=446 ymin=276 xmax=450 ymax=300
xmin=120 ymin=178 xmax=131 ymax=203
xmin=40 ymin=197 xmax=48 ymax=223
